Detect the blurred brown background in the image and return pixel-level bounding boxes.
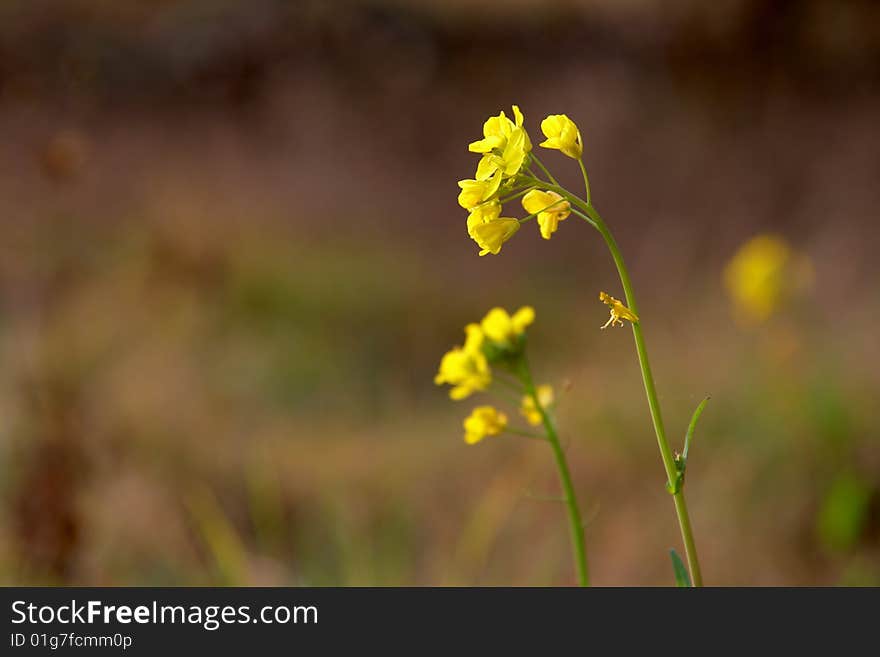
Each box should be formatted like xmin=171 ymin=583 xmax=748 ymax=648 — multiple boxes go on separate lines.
xmin=1 ymin=0 xmax=878 ymax=586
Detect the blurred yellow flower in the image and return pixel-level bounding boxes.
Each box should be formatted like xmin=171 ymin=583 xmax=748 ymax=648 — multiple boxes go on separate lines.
xmin=481 ymin=306 xmax=535 ymax=344
xmin=435 ymin=324 xmax=491 ymax=399
xmin=470 ymin=218 xmax=521 ymax=256
xmin=520 ymin=385 xmax=554 ymax=426
xmin=599 ymin=291 xmax=639 ymax=329
xmin=457 ymin=173 xmax=502 ymax=210
xmin=522 ymin=189 xmax=570 ymax=239
xmin=463 ymin=406 xmax=508 ymax=445
xmin=540 ymin=114 xmax=583 ymax=159
xmin=723 ymin=234 xmax=813 ymax=324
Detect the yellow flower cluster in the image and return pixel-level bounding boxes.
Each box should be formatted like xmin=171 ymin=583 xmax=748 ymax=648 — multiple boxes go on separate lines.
xmin=458 ymin=107 xmax=582 ymax=255
xmin=459 ymin=106 xmax=531 ymax=256
xmin=480 ymin=306 xmax=535 ymax=346
xmin=435 ymin=306 xmax=537 ymax=443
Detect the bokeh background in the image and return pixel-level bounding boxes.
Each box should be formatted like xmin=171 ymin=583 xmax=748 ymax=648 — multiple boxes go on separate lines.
xmin=1 ymin=0 xmax=879 ymax=586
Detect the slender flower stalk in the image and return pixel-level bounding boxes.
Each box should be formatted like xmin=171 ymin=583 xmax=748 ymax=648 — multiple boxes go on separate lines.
xmin=529 ymin=155 xmax=560 ymax=187
xmin=527 ymin=162 xmax=703 ymax=585
xmin=451 ymin=105 xmax=706 ymax=586
xmin=436 ymin=305 xmax=591 ymax=586
xmin=515 ymin=356 xmax=589 ymax=587
xmin=577 ymin=158 xmax=592 ymax=206
xmin=583 ymin=204 xmax=703 ymax=586
xmin=505 ymin=427 xmax=548 ymax=441
xmin=498 ymin=187 xmax=537 ymax=204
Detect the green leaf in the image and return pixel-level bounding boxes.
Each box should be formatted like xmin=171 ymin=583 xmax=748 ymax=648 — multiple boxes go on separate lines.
xmin=682 ymin=397 xmax=710 ymax=462
xmin=670 ymin=549 xmax=692 ymax=588
xmin=816 ymin=472 xmax=872 ymax=552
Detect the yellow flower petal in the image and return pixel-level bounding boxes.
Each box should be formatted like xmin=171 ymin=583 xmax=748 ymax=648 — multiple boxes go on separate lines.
xmin=457 ymin=173 xmax=502 ymax=209
xmin=466 ymin=201 xmax=502 ymax=238
xmin=480 ymin=308 xmax=514 ymax=343
xmin=435 ymin=325 xmax=491 ymax=399
xmin=463 ymin=405 xmax=508 ymax=444
xmin=537 ymin=213 xmax=560 ymax=240
xmin=512 ymin=105 xmax=524 ymax=128
xmin=511 ymin=306 xmax=535 ymax=333
xmin=471 ymin=218 xmax=520 ymax=256
xmin=475 ymin=154 xmax=500 ymax=180
xmin=480 ymin=305 xmax=534 ymax=344
xmin=539 ymin=114 xmax=583 ymax=159
xmin=522 ymin=190 xmax=570 ymax=240
xmin=498 ymin=128 xmax=529 ymax=176
xmin=463 ymin=322 xmax=484 ymax=353
xmin=468 ymin=113 xmax=512 ymax=153
xmin=465 ymin=106 xmax=531 ymax=182
xmin=520 ymin=385 xmax=554 ymax=426
xmin=522 ymin=189 xmax=555 ymax=215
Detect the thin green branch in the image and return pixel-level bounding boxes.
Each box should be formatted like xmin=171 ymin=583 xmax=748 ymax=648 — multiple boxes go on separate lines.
xmin=577 ymin=157 xmax=592 ymax=206
xmin=506 ymin=427 xmax=547 ymax=441
xmin=499 ymin=185 xmax=538 ymax=204
xmin=530 ymin=153 xmax=561 ymax=187
xmin=579 ymin=203 xmax=703 ymax=587
xmin=569 ymin=208 xmax=599 ymax=230
xmin=516 ymin=356 xmax=589 ymax=586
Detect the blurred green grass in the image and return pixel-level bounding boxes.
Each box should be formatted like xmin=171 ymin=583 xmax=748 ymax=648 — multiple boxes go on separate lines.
xmin=1 ymin=0 xmax=879 ymax=586
xmin=1 ymin=208 xmax=877 ymax=586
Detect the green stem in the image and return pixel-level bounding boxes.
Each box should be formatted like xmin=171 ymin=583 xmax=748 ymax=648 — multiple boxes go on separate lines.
xmin=582 ymin=204 xmax=703 ymax=587
xmin=517 ymin=356 xmax=589 ymax=586
xmin=530 ymin=154 xmax=561 ymax=187
xmin=517 ymin=177 xmax=597 ymax=228
xmin=506 ymin=428 xmax=547 ymax=441
xmin=577 ymin=158 xmax=592 ymax=206
xmin=494 ymin=372 xmax=525 ymax=394
xmin=518 ymin=196 xmax=578 ymax=227
xmin=499 ymin=185 xmax=538 ymax=204
xmin=672 ymin=493 xmax=701 ymax=586
xmin=490 ymin=385 xmax=524 ymax=407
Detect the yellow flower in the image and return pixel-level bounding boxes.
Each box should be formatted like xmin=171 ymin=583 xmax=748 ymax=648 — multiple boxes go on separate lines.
xmin=470 ymin=106 xmax=531 ymax=181
xmin=457 ymin=172 xmax=502 ymax=209
xmin=540 ymin=114 xmax=583 ymax=159
xmin=520 ymin=385 xmax=554 ymax=426
xmin=470 ymin=218 xmax=521 ymax=256
xmin=466 ymin=200 xmax=502 ymax=239
xmin=723 ymin=235 xmax=813 ymax=324
xmin=468 ymin=114 xmax=509 ymax=154
xmin=469 ymin=105 xmax=529 ymax=153
xmin=522 ymin=190 xmax=571 ymax=239
xmin=599 ymin=291 xmax=639 ymax=329
xmin=476 ymin=128 xmax=530 ymax=180
xmin=480 ymin=306 xmax=535 ymax=344
xmin=435 ymin=323 xmax=491 ymax=399
xmin=463 ymin=406 xmax=508 ymax=445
